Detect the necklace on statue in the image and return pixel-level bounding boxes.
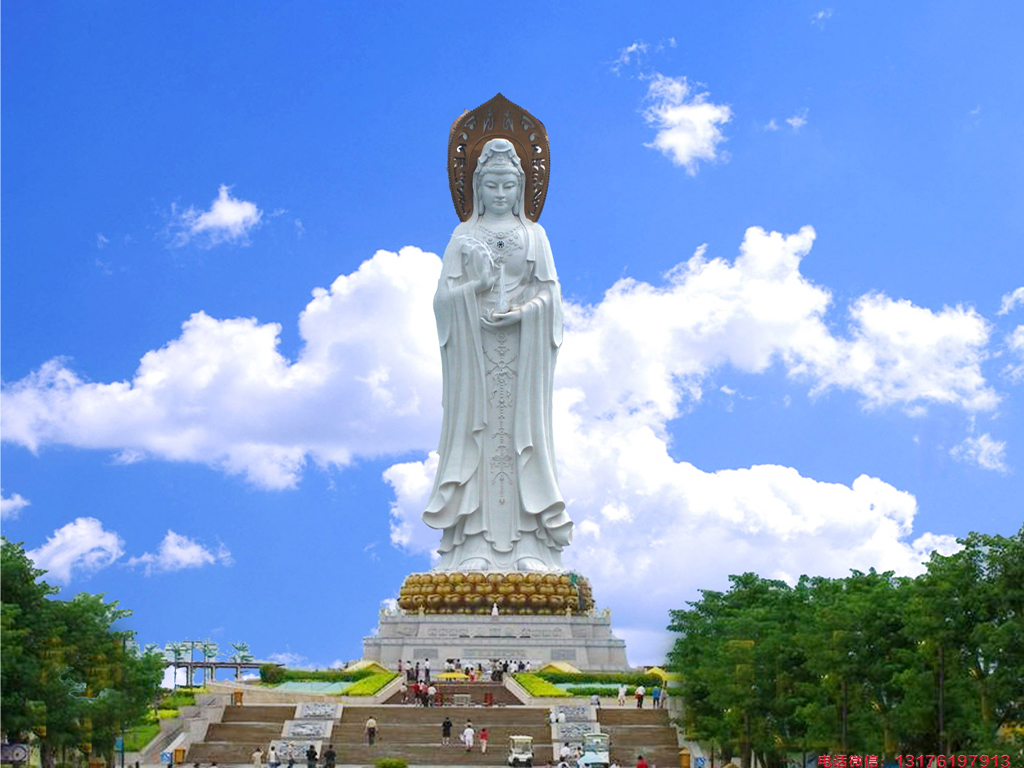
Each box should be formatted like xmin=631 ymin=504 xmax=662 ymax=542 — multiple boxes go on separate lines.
xmin=478 ymin=224 xmax=523 ymax=265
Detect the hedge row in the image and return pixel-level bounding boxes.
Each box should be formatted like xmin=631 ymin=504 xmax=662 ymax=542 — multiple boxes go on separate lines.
xmin=564 ymin=686 xmax=620 ymax=697
xmin=260 ymin=665 xmax=377 ymax=684
xmin=534 ymin=671 xmax=663 ymax=687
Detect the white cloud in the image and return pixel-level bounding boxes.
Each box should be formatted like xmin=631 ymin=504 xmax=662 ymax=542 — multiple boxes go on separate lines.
xmin=951 ymin=433 xmax=1008 ymax=473
xmin=171 ymin=185 xmax=262 ymax=248
xmin=127 ymin=530 xmax=233 ymax=575
xmin=1 ymin=491 xmax=30 ymax=520
xmin=1005 ymin=325 xmax=1024 ymax=382
xmin=811 ymin=9 xmax=833 ymax=29
xmin=999 ymin=286 xmax=1024 ymax=315
xmin=610 ymin=38 xmax=677 ymax=75
xmin=786 ymin=109 xmax=809 ymax=130
xmin=4 ymin=232 xmax=998 ymax=488
xmin=2 ymin=247 xmax=442 ymax=490
xmin=642 ymin=74 xmax=732 ymax=175
xmin=764 ymin=119 xmax=780 ymax=131
xmin=161 ymin=666 xmax=190 ymax=688
xmin=268 ymin=651 xmax=307 ymax=667
xmin=611 ymin=41 xmax=650 ymax=74
xmin=800 ymin=292 xmax=995 ymax=413
xmin=27 ymin=517 xmax=124 ymax=583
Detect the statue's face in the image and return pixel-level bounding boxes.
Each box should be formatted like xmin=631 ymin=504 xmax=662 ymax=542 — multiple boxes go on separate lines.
xmin=479 ymin=171 xmax=520 ymax=215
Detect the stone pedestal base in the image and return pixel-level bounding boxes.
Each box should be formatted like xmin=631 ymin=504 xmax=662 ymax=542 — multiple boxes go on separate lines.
xmin=363 ymin=610 xmax=629 ymax=671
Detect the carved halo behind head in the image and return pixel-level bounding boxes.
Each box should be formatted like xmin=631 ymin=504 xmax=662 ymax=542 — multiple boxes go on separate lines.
xmin=448 ymin=93 xmax=550 ymax=222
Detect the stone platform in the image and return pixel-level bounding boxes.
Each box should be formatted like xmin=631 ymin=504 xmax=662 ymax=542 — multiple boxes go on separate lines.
xmin=363 ymin=608 xmax=628 ymax=670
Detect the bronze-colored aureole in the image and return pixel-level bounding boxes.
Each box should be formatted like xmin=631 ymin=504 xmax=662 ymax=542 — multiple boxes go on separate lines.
xmin=447 ymin=93 xmax=550 ymax=222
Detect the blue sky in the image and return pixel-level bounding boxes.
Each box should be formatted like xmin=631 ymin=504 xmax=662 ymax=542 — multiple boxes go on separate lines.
xmin=2 ymin=2 xmax=1022 ymax=669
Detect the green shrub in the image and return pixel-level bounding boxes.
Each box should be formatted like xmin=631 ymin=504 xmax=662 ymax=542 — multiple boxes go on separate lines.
xmin=375 ymin=759 xmax=408 ymax=768
xmin=260 ymin=664 xmax=287 ymax=684
xmin=564 ymin=686 xmax=620 ymax=697
xmin=535 ymin=671 xmax=662 ymax=687
xmin=160 ymin=689 xmax=198 ymax=708
xmin=261 ymin=665 xmax=378 ymax=684
xmin=513 ymin=673 xmax=569 ymax=697
xmin=344 ymin=671 xmax=398 ymax=696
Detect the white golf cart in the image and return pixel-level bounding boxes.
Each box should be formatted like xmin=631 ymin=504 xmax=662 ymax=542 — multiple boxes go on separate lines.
xmin=577 ymin=732 xmax=611 ymax=768
xmin=507 ymin=734 xmax=534 ymax=767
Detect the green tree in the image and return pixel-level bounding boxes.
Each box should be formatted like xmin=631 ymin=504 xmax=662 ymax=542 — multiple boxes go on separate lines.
xmin=1 ymin=538 xmax=163 ymax=768
xmin=668 ymin=573 xmax=810 ymax=768
xmin=902 ymin=529 xmax=1024 ymax=753
xmin=666 ymin=526 xmax=1024 ymax=763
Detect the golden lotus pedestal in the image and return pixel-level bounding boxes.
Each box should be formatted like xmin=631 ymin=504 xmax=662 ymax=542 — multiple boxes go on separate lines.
xmin=362 ymin=571 xmax=629 ymax=671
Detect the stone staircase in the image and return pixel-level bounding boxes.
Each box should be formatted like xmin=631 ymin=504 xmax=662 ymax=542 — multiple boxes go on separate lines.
xmin=186 ymin=704 xmax=552 ymax=766
xmin=332 ymin=706 xmax=552 ymax=766
xmin=187 ymin=705 xmax=293 ymax=764
xmin=597 ymin=709 xmax=679 ymax=768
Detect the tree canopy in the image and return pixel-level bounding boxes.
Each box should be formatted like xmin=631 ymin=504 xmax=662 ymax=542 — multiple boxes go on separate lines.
xmin=1 ymin=537 xmax=164 ymax=768
xmin=667 ymin=527 xmax=1024 ymax=767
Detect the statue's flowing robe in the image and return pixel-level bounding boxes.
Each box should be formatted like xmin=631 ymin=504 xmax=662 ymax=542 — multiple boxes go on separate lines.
xmin=424 ymin=217 xmax=573 ymax=569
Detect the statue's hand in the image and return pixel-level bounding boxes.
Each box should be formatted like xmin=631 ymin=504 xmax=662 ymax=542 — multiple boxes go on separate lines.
xmin=481 ymin=308 xmax=522 ymax=328
xmin=474 ymin=272 xmax=497 ymax=294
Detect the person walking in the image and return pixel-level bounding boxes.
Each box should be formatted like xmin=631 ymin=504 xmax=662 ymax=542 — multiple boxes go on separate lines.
xmin=305 ymin=744 xmax=317 ymax=768
xmin=442 ymin=716 xmax=453 ymax=746
xmin=267 ymin=746 xmax=280 ymax=768
xmin=634 ymin=684 xmax=646 ymax=709
xmin=480 ymin=727 xmax=489 ymax=754
xmin=365 ymin=715 xmax=378 ymax=746
xmin=636 ymin=756 xmax=648 ymax=768
xmin=617 ymin=683 xmax=627 ymax=707
xmin=651 ymin=685 xmax=661 ymax=709
xmin=323 ymin=746 xmax=336 ymax=768
xmin=462 ymin=721 xmax=475 ymax=752
xmin=251 ymin=747 xmax=264 ymax=768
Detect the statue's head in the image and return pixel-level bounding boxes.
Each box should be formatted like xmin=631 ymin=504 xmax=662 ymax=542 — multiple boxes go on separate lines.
xmin=473 ymin=138 xmax=525 ymax=217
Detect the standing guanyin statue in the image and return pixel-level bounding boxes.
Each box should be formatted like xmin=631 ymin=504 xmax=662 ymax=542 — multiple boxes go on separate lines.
xmin=423 ymin=94 xmax=573 ymax=572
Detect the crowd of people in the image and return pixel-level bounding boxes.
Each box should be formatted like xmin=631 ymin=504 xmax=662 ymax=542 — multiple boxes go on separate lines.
xmin=397 ymin=656 xmax=534 ymax=684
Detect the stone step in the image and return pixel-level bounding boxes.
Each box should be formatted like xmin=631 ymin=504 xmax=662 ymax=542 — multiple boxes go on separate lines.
xmin=189 ymin=742 xmax=556 ymax=766
xmin=597 ymin=709 xmax=671 ymax=725
xmin=222 ymin=705 xmax=296 ymax=723
xmin=205 ymin=723 xmax=290 ymax=741
xmin=331 ymin=724 xmax=549 ymax=739
xmin=340 ymin=706 xmax=548 ymax=725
